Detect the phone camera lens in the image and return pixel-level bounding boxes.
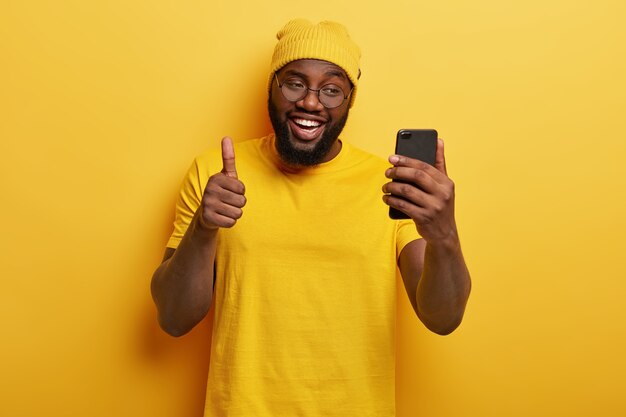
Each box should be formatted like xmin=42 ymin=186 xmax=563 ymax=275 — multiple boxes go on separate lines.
xmin=400 ymin=132 xmax=412 ymax=140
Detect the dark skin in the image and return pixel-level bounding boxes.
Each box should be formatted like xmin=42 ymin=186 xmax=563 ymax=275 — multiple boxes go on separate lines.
xmin=150 ymin=137 xmax=242 ymax=336
xmin=151 ymin=59 xmax=470 ymax=337
xmin=384 ymin=140 xmax=471 ymax=334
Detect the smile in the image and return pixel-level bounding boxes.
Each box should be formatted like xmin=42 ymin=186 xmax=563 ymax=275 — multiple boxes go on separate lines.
xmin=293 ymin=118 xmax=321 ymax=127
xmin=289 ymin=117 xmax=326 ymax=141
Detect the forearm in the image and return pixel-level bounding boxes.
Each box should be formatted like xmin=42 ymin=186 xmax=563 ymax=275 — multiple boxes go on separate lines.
xmin=416 ymin=234 xmax=471 ymax=335
xmin=151 ymin=211 xmax=217 ymax=336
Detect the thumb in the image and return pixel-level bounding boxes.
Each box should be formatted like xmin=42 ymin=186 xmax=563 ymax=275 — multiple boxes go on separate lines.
xmin=435 ymin=138 xmax=447 ymax=175
xmin=221 ymin=136 xmax=238 ymax=179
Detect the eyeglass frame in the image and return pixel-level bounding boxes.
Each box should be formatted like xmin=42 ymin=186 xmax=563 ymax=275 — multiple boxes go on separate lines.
xmin=273 ymin=73 xmax=353 ymax=109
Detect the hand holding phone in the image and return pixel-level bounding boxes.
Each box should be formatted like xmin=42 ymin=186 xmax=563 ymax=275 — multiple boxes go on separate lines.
xmin=388 ymin=129 xmax=438 ymax=219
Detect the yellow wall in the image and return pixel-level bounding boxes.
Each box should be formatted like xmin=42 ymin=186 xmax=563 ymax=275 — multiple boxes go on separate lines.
xmin=2 ymin=0 xmax=625 ymax=416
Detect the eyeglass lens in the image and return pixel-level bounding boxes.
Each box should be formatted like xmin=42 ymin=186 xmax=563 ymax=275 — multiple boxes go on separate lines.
xmin=276 ymin=76 xmax=348 ymax=109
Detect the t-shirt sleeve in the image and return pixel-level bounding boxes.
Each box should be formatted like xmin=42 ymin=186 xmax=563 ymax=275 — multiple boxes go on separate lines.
xmin=166 ymin=158 xmax=206 ymax=249
xmin=395 ymin=219 xmax=421 ymax=257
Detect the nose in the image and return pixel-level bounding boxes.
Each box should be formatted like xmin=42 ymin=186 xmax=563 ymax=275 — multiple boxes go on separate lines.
xmin=297 ymin=89 xmax=324 ymax=112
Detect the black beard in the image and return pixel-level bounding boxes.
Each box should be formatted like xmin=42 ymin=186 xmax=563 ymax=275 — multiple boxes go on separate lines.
xmin=268 ymin=98 xmax=349 ymax=167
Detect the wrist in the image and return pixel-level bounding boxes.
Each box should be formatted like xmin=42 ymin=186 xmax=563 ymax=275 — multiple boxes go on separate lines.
xmin=423 ymin=229 xmax=461 ymax=253
xmin=192 ymin=211 xmax=218 ymax=240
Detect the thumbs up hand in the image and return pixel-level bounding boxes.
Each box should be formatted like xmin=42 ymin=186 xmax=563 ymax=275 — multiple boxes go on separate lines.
xmin=198 ymin=137 xmax=247 ymax=230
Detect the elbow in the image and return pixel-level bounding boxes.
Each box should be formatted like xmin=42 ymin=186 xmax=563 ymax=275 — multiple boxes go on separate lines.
xmin=159 ymin=323 xmax=191 ymax=337
xmin=426 ymin=317 xmax=463 ymax=336
xmin=158 ymin=318 xmax=194 ymax=337
xmin=418 ymin=308 xmax=467 ymax=336
xmin=152 ymin=288 xmax=211 ymax=338
xmin=421 ymin=281 xmax=471 ymax=336
xmin=154 ymin=295 xmax=211 ymax=337
xmin=157 ymin=309 xmax=207 ymax=337
xmin=150 ymin=268 xmax=211 ymax=337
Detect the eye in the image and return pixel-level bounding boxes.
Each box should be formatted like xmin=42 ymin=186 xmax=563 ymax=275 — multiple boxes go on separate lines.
xmin=321 ymin=85 xmax=343 ymax=97
xmin=284 ymin=79 xmax=306 ymax=90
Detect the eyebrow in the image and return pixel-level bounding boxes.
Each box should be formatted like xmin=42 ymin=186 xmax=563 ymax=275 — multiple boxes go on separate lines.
xmin=281 ymin=69 xmax=348 ymax=81
xmin=324 ymin=70 xmax=347 ymax=80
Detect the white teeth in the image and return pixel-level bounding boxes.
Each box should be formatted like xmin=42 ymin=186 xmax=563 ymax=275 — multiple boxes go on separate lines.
xmin=293 ymin=118 xmax=321 ymax=127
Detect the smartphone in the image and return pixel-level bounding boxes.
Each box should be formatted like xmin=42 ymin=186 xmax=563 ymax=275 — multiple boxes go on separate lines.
xmin=388 ymin=129 xmax=438 ymax=219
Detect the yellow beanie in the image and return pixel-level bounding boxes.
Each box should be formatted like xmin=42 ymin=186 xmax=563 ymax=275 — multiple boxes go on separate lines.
xmin=268 ymin=19 xmax=361 ymax=107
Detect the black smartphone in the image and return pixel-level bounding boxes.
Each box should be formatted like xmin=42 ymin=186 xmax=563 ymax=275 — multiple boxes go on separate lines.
xmin=388 ymin=129 xmax=438 ymax=219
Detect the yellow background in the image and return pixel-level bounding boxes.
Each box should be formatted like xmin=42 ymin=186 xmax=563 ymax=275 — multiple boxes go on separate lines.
xmin=2 ymin=0 xmax=625 ymax=416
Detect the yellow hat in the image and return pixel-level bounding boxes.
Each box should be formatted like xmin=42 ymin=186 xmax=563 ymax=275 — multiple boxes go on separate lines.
xmin=268 ymin=19 xmax=361 ymax=107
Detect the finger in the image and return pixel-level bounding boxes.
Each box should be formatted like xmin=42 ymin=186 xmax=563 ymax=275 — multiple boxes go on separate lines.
xmin=213 ymin=201 xmax=244 ymax=221
xmin=205 ymin=211 xmax=238 ymax=229
xmin=435 ymin=138 xmax=447 ymax=175
xmin=388 ymin=153 xmax=445 ymax=181
xmin=221 ymin=136 xmax=237 ymax=179
xmin=385 ymin=167 xmax=439 ymax=194
xmin=210 ymin=187 xmax=247 ymax=208
xmin=382 ymin=194 xmax=436 ymax=224
xmin=382 ymin=194 xmax=424 ymax=220
xmin=387 ymin=156 xmax=449 ymax=186
xmin=204 ymin=199 xmax=244 ymax=224
xmin=383 ymin=181 xmax=432 ymax=208
xmin=209 ymin=174 xmax=246 ymax=195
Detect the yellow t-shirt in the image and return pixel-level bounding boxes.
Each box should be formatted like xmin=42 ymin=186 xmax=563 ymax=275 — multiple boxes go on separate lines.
xmin=168 ymin=134 xmax=420 ymax=417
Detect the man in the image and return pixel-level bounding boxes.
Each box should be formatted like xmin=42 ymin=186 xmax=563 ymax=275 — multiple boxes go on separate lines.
xmin=151 ymin=19 xmax=471 ymax=417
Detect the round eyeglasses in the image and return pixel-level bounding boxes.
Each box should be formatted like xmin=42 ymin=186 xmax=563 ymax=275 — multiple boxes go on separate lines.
xmin=274 ymin=74 xmax=352 ymax=109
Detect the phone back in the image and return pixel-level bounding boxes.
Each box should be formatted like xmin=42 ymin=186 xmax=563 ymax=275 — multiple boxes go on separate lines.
xmin=389 ymin=129 xmax=438 ymax=219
